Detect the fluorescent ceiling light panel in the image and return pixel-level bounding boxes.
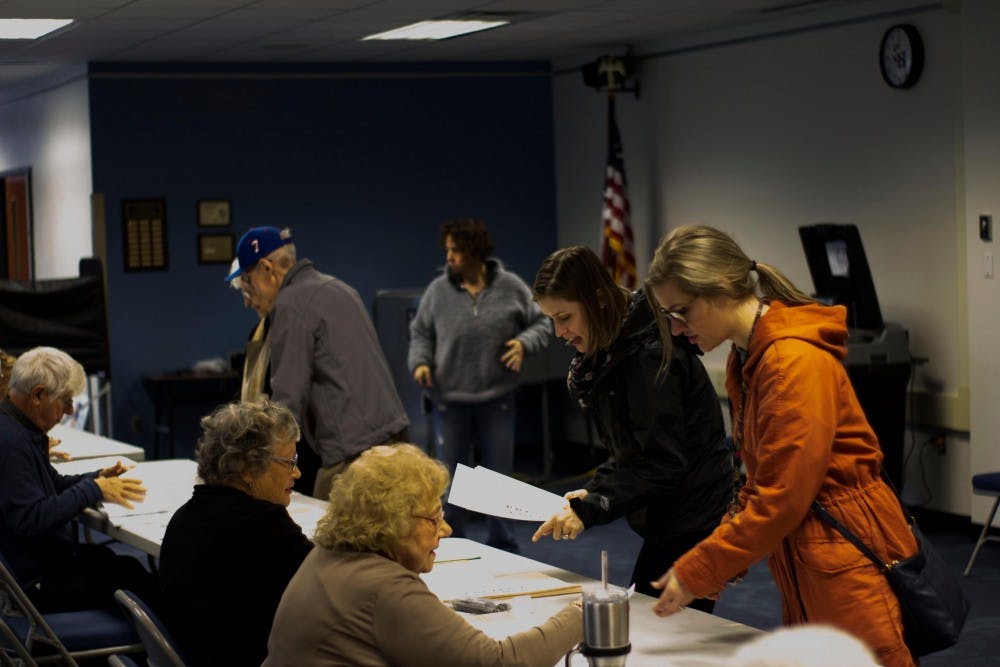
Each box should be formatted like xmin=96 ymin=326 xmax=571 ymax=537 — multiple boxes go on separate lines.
xmin=0 ymin=19 xmax=73 ymax=40
xmin=362 ymin=20 xmax=508 ymax=41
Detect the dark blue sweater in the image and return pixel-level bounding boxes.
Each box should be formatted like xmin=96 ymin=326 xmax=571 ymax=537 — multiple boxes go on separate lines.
xmin=0 ymin=399 xmax=102 ymax=583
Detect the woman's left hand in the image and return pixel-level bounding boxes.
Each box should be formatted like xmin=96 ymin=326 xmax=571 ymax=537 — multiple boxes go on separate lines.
xmin=501 ymin=339 xmax=524 ymax=371
xmin=651 ymin=568 xmax=696 ymax=617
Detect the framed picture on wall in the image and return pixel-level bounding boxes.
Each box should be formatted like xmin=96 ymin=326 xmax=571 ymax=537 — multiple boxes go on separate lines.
xmin=122 ymin=198 xmax=169 ymax=272
xmin=197 ymin=199 xmax=231 ymax=227
xmin=198 ymin=233 xmax=235 ymax=264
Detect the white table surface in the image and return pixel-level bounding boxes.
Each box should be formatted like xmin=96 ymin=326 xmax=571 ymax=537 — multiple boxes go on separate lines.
xmin=53 ymin=457 xmax=327 ymax=557
xmin=55 ymin=456 xmax=763 ymax=665
xmin=49 ymin=424 xmax=146 ymax=462
xmin=429 ymin=538 xmax=764 ymax=667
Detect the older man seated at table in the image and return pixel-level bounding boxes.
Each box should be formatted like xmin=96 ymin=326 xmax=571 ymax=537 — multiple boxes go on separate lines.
xmin=263 ymin=443 xmax=583 ymax=667
xmin=159 ymin=399 xmax=313 ymax=667
xmin=0 ymin=346 xmax=150 ymax=612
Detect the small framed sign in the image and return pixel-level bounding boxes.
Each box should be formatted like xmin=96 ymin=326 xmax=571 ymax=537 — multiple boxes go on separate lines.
xmin=198 ymin=233 xmax=235 ymax=264
xmin=122 ymin=198 xmax=169 ymax=272
xmin=197 ymin=199 xmax=231 ymax=227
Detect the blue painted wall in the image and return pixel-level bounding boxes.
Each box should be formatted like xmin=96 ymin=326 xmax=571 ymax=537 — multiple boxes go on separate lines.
xmin=88 ymin=63 xmax=558 ymax=453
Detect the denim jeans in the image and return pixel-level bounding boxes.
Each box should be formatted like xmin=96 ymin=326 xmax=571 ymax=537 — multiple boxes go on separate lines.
xmin=434 ymin=393 xmax=519 ymax=553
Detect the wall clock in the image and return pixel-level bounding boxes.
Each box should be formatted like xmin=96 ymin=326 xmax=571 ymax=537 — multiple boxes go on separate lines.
xmin=880 ymin=24 xmax=924 ymax=89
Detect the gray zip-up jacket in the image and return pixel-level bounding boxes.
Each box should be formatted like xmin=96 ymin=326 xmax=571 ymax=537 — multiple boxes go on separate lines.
xmin=269 ymin=260 xmax=408 ymax=466
xmin=407 ymin=259 xmax=550 ymax=403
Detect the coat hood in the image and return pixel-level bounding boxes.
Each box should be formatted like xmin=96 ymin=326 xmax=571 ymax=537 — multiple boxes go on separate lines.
xmin=743 ymin=301 xmax=849 ymax=373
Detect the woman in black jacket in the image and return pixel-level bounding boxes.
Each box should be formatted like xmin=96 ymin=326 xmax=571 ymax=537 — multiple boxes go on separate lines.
xmin=532 ymin=246 xmax=732 ymax=611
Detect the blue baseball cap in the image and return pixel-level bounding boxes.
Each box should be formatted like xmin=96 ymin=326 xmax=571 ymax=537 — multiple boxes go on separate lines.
xmin=225 ymin=227 xmax=293 ymax=281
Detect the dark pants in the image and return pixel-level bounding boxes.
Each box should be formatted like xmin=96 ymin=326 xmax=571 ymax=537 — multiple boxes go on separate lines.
xmin=434 ymin=395 xmax=518 ymax=553
xmin=27 ymin=543 xmax=158 ymax=614
xmin=293 ymin=438 xmax=322 ymax=495
xmin=312 ymin=427 xmax=410 ymax=500
xmin=630 ymin=528 xmax=716 ymax=614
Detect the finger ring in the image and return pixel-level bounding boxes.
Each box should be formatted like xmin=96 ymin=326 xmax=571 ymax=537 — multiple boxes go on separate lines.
xmin=562 ymin=535 xmax=569 ymax=540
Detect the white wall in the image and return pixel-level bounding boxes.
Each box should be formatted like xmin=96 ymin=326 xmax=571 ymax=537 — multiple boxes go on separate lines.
xmin=553 ymin=3 xmax=985 ymax=517
xmin=961 ymin=0 xmax=1000 ymax=524
xmin=0 ymin=70 xmax=93 ymax=279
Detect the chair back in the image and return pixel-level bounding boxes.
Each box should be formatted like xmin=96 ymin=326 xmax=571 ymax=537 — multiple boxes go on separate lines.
xmin=0 ymin=553 xmax=79 ymax=666
xmin=113 ymin=590 xmax=186 ymax=667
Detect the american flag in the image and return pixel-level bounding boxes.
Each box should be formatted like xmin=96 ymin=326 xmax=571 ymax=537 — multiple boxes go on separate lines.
xmin=600 ymin=95 xmax=637 ymax=289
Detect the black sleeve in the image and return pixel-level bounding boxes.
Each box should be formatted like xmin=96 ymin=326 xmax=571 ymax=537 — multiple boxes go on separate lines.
xmin=576 ymin=345 xmax=692 ymax=527
xmin=260 ymin=504 xmax=314 ymax=578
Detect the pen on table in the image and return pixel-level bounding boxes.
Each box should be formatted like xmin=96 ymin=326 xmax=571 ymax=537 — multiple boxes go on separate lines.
xmin=435 ymin=556 xmax=483 ymax=564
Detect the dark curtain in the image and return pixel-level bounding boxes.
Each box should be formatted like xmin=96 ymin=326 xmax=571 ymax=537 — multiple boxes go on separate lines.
xmin=0 ymin=259 xmax=110 ymax=376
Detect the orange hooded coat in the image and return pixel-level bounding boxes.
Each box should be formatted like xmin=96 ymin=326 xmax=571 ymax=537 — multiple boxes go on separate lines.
xmin=672 ymin=301 xmax=918 ymax=667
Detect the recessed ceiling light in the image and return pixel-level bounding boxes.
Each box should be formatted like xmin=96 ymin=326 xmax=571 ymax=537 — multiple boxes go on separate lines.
xmin=362 ymin=19 xmax=508 ymax=41
xmin=0 ymin=19 xmax=73 ymax=40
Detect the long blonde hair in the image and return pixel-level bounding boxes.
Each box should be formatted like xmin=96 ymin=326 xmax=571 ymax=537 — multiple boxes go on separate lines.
xmin=645 ymin=225 xmax=817 ymax=370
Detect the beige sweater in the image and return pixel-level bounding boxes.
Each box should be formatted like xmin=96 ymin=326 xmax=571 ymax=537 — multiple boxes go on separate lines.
xmin=263 ymin=548 xmax=582 ymax=667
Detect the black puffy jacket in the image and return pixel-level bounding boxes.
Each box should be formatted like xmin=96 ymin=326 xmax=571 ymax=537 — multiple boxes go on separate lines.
xmin=570 ymin=291 xmax=732 ymax=542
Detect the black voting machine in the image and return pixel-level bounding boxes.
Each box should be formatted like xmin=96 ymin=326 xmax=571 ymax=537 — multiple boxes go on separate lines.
xmin=798 ymin=224 xmax=911 ymax=489
xmin=0 ymin=258 xmax=113 ymax=435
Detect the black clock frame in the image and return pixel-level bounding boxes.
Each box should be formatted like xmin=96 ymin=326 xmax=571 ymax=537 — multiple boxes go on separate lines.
xmin=880 ymin=23 xmax=924 ymax=89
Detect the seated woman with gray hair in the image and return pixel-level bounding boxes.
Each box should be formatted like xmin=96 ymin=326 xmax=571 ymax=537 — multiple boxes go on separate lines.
xmin=264 ymin=443 xmax=583 ymax=667
xmin=159 ymin=399 xmax=312 ymax=667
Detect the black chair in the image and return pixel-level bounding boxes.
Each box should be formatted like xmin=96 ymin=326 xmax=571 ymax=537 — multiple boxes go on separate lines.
xmin=0 ymin=553 xmax=141 ymax=666
xmin=964 ymin=471 xmax=1000 ymax=576
xmin=113 ymin=590 xmax=186 ymax=667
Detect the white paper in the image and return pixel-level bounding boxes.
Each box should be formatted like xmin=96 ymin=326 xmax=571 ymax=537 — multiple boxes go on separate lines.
xmin=55 ymin=458 xmax=197 ymax=520
xmin=447 ymin=464 xmax=565 ymax=521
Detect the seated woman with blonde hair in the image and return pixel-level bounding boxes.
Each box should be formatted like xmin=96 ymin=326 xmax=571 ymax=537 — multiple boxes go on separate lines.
xmin=264 ymin=443 xmax=582 ymax=667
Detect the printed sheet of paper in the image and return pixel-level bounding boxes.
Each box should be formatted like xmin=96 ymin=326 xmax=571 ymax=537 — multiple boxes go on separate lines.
xmin=447 ymin=464 xmax=565 ymax=521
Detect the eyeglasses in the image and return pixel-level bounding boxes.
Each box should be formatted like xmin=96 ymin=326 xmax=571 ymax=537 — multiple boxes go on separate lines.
xmin=269 ymin=453 xmax=299 ymax=471
xmin=412 ymin=508 xmax=446 ymax=530
xmin=45 ymin=390 xmax=74 ymax=410
xmin=658 ymin=304 xmax=690 ymax=325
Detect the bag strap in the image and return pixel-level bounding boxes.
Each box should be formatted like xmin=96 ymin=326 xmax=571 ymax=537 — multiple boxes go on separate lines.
xmin=812 ymin=501 xmax=890 ymax=572
xmin=877 ymin=471 xmax=916 ymax=524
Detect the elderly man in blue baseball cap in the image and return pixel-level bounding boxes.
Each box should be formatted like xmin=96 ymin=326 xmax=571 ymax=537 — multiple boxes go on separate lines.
xmin=226 ymin=226 xmax=409 ymax=499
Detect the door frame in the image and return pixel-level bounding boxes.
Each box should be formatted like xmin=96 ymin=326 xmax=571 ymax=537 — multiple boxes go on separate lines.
xmin=1 ymin=166 xmax=34 ymax=281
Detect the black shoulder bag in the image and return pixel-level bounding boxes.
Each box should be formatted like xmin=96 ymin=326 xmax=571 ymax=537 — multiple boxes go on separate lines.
xmin=812 ymin=500 xmax=969 ymax=656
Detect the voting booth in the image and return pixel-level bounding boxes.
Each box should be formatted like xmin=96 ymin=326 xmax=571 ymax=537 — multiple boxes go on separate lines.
xmin=799 ymin=224 xmax=910 ymax=489
xmin=0 ymin=258 xmax=113 ymax=436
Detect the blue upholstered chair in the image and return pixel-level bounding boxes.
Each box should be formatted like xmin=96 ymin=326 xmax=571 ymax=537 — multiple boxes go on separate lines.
xmin=108 ymin=653 xmax=142 ymax=667
xmin=0 ymin=552 xmax=142 ymax=665
xmin=964 ymin=471 xmax=1000 ymax=576
xmin=114 ymin=590 xmax=187 ymax=667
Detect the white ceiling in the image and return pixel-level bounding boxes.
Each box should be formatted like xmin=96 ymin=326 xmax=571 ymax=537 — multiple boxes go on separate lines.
xmin=0 ymin=0 xmax=900 ymax=93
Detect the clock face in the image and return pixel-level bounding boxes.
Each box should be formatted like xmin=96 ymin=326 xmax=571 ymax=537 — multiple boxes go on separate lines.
xmin=880 ymin=24 xmax=924 ymax=89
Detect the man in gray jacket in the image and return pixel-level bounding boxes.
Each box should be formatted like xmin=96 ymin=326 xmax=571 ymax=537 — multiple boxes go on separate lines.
xmin=229 ymin=227 xmax=408 ymax=499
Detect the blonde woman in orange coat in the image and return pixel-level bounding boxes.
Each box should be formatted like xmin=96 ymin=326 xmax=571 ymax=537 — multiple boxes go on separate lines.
xmin=643 ymin=225 xmax=918 ymax=667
